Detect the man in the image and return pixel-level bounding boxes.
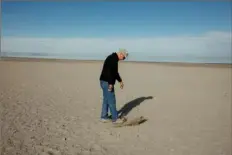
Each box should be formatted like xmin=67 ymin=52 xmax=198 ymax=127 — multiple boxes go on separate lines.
xmin=99 ymin=49 xmax=128 ymax=124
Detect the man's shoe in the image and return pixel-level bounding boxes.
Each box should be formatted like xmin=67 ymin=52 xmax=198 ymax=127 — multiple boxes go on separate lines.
xmin=112 ymin=118 xmax=127 ymax=124
xmin=100 ymin=119 xmax=111 ymax=123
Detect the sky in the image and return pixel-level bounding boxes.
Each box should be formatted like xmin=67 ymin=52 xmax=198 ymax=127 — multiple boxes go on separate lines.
xmin=1 ymin=1 xmax=232 ymax=63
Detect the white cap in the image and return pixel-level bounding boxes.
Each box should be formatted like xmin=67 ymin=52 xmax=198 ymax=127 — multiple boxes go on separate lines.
xmin=118 ymin=48 xmax=128 ymax=58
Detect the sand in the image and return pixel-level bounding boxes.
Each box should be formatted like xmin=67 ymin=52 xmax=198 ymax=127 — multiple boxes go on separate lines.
xmin=0 ymin=58 xmax=231 ymax=155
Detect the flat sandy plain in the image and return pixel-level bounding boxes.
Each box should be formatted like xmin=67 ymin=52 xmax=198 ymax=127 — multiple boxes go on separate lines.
xmin=0 ymin=57 xmax=231 ymax=155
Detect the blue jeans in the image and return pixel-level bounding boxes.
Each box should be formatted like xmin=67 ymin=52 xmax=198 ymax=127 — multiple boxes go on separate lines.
xmin=100 ymin=80 xmax=118 ymax=122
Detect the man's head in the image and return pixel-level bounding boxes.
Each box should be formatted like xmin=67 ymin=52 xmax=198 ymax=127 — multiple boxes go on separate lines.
xmin=117 ymin=48 xmax=129 ymax=61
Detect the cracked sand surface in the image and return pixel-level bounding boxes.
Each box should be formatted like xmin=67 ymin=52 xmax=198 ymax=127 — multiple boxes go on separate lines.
xmin=0 ymin=60 xmax=231 ymax=155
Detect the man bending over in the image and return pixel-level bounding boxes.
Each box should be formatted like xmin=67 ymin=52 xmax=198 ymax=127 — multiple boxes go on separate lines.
xmin=99 ymin=49 xmax=128 ymax=124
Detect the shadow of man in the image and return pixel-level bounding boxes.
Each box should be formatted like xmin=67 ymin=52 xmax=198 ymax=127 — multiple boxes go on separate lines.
xmin=118 ymin=96 xmax=153 ymax=118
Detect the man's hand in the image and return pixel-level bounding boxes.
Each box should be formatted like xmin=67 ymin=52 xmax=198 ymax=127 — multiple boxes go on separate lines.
xmin=108 ymin=84 xmax=113 ymax=92
xmin=120 ymin=81 xmax=124 ymax=89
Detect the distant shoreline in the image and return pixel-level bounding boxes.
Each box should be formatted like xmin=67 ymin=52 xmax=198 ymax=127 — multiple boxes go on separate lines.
xmin=1 ymin=56 xmax=231 ymax=68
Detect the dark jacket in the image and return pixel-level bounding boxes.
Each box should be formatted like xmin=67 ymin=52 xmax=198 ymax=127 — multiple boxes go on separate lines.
xmin=99 ymin=52 xmax=122 ymax=85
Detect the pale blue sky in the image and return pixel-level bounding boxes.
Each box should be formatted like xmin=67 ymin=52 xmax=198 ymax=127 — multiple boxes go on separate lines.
xmin=1 ymin=1 xmax=232 ymax=63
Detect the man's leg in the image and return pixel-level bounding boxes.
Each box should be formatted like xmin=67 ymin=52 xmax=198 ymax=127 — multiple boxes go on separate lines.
xmin=100 ymin=81 xmax=109 ymax=120
xmin=106 ymin=87 xmax=118 ymax=122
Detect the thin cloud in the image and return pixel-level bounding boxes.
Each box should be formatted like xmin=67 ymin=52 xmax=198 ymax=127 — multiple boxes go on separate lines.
xmin=1 ymin=31 xmax=231 ymax=61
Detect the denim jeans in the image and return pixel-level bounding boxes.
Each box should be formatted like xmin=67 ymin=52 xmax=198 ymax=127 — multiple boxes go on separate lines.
xmin=100 ymin=80 xmax=118 ymax=122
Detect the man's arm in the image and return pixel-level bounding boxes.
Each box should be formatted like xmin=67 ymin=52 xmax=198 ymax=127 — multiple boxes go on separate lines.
xmin=116 ymin=72 xmax=122 ymax=83
xmin=105 ymin=57 xmax=115 ymax=85
xmin=108 ymin=72 xmax=114 ymax=85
